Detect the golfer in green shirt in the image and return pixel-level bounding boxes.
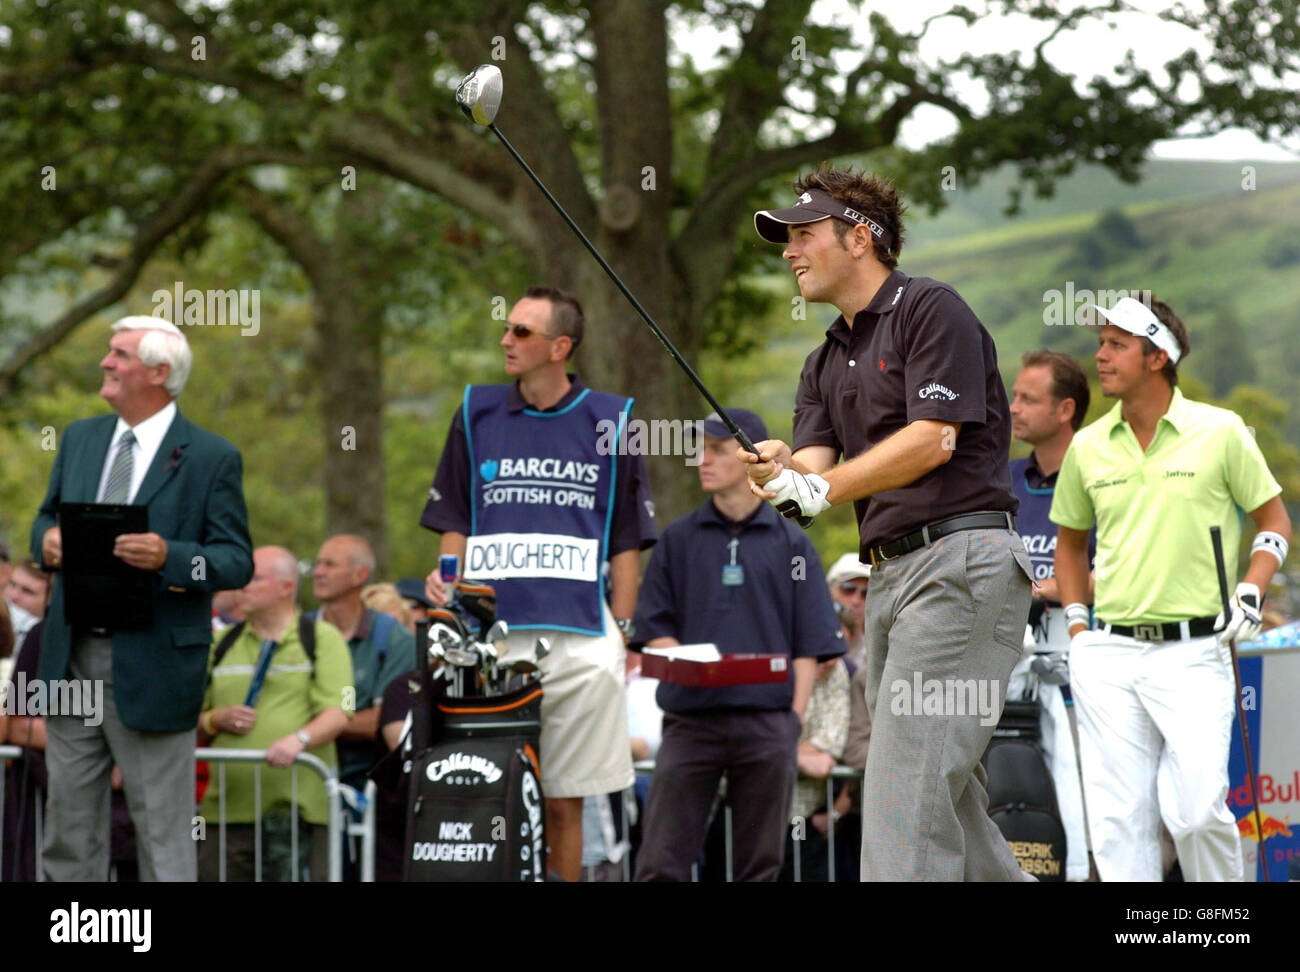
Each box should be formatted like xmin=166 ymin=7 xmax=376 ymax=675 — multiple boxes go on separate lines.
xmin=1052 ymin=295 xmax=1291 ymax=882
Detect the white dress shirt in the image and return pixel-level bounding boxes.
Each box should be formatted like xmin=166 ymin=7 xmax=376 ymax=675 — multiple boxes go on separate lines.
xmin=95 ymin=401 xmax=178 ymax=503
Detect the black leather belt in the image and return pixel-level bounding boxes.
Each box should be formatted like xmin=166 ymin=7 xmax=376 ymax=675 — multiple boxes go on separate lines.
xmin=1098 ymin=616 xmax=1219 ymax=642
xmin=866 ymin=511 xmax=1016 ymax=568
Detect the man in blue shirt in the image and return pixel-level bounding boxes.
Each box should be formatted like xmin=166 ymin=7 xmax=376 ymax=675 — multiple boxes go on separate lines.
xmin=633 ymin=409 xmax=843 ymax=881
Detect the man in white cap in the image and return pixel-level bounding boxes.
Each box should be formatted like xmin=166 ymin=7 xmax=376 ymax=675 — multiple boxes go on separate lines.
xmin=1052 ymin=295 xmax=1291 ymax=881
xmin=32 ymin=314 xmax=254 ymax=881
xmin=825 ymin=554 xmax=870 ymax=672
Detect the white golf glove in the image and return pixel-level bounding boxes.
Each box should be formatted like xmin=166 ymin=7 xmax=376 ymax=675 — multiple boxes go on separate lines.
xmin=1216 ymin=582 xmax=1262 ymax=646
xmin=763 ymin=468 xmax=832 ymax=521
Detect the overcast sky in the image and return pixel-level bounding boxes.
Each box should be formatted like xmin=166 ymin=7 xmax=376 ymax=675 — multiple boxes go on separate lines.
xmin=676 ymin=0 xmax=1300 ymax=161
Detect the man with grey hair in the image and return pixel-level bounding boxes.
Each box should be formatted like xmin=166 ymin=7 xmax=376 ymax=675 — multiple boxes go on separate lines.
xmin=32 ymin=314 xmax=253 ymax=881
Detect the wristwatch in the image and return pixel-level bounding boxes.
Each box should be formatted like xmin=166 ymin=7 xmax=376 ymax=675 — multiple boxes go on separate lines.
xmin=614 ymin=618 xmax=635 ymax=640
xmin=295 ymin=728 xmax=311 ymax=747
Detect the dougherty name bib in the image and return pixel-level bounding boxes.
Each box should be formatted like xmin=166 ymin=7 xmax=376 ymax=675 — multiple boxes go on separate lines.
xmin=464 ymin=532 xmax=600 ymax=582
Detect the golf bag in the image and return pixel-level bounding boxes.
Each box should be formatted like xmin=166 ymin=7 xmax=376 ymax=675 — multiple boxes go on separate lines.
xmin=982 ymin=698 xmax=1068 ymax=881
xmin=401 ymin=667 xmax=546 ymax=882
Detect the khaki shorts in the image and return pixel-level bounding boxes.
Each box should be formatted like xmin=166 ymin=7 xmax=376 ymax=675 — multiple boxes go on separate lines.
xmin=500 ymin=603 xmax=633 ymax=799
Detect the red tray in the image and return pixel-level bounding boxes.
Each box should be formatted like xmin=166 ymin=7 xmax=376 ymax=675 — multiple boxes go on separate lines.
xmin=641 ymin=651 xmax=789 ymax=687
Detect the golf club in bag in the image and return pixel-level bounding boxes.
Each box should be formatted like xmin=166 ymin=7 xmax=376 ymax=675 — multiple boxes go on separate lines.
xmin=393 ymin=584 xmax=551 ymax=881
xmin=453 ymin=64 xmax=812 ymax=528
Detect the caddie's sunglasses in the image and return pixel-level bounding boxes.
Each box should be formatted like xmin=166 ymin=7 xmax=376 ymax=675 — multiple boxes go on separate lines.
xmin=838 ymin=582 xmax=869 ymax=597
xmin=503 ymin=321 xmax=556 ymax=340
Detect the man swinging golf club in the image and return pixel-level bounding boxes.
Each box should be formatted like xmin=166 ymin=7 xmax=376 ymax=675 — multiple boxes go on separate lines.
xmin=746 ymin=165 xmax=1034 ymax=881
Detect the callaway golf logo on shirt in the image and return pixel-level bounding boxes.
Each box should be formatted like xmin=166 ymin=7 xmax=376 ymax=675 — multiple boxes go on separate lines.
xmin=918 ymin=381 xmax=959 ymax=401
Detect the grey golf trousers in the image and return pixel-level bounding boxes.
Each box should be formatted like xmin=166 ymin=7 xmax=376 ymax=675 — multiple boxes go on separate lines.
xmin=858 ymin=527 xmax=1035 ymax=881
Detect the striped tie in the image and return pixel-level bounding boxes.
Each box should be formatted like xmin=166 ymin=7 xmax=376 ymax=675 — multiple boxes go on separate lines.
xmin=101 ymin=429 xmax=136 ymax=504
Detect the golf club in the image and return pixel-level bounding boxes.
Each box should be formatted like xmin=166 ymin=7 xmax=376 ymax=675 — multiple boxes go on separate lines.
xmin=1210 ymin=525 xmax=1269 ymax=881
xmin=455 ymin=579 xmax=498 ymax=636
xmin=454 ymin=64 xmax=811 ymax=529
xmin=445 ymin=647 xmax=480 ymax=698
xmin=503 ymin=658 xmax=541 ymax=693
xmin=479 ymin=642 xmax=500 ymax=696
xmin=533 ymin=637 xmax=551 ymax=664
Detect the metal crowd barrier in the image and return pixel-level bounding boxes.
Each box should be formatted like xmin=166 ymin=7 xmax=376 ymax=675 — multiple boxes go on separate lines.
xmin=0 ymin=744 xmax=45 ymax=881
xmin=632 ymin=759 xmax=863 ymax=883
xmin=202 ymin=748 xmax=346 ymax=882
xmin=0 ymin=746 xmax=376 ymax=883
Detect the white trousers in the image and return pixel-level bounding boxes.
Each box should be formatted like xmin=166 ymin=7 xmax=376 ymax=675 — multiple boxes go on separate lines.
xmin=1069 ymin=629 xmax=1242 ymax=882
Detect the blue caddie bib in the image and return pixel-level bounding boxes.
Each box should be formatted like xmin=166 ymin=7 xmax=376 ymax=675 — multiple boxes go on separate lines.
xmin=1010 ymin=457 xmax=1095 ymax=584
xmin=462 ymin=383 xmax=631 ymax=635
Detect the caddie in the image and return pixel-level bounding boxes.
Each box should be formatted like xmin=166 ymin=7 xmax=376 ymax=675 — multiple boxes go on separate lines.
xmin=1052 ymin=295 xmax=1291 ymax=882
xmin=747 ymin=165 xmax=1035 ymax=881
xmin=419 ymin=285 xmax=657 ymax=882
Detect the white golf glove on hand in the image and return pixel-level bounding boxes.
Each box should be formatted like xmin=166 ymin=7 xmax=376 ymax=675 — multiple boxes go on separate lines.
xmin=762 ymin=468 xmax=832 ymax=521
xmin=1216 ymin=582 xmax=1262 ymax=646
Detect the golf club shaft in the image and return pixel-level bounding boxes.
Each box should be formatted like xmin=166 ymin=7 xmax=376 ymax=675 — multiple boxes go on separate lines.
xmin=486 ymin=124 xmax=817 ymax=524
xmin=488 ymin=126 xmax=746 ymax=442
xmin=1210 ymin=526 xmax=1269 ymax=881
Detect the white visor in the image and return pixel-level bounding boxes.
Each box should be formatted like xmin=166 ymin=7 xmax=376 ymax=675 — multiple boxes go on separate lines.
xmin=1091 ymin=297 xmax=1181 ymax=364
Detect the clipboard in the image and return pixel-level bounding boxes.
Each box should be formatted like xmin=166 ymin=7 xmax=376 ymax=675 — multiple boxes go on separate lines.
xmin=59 ymin=502 xmax=155 ymax=630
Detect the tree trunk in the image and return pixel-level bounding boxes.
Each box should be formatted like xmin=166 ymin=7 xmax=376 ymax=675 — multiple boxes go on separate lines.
xmin=313 ymin=188 xmax=390 ymax=572
xmin=567 ymin=0 xmax=700 ymax=526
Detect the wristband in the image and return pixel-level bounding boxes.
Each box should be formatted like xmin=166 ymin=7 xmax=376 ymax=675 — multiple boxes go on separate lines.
xmin=1063 ymin=603 xmax=1090 ymax=630
xmin=1252 ymin=531 xmax=1288 ymax=567
xmin=202 ymin=710 xmax=216 ymax=736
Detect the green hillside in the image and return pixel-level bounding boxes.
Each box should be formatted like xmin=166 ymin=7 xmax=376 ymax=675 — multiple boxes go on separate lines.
xmin=906 ymin=159 xmax=1300 ymax=252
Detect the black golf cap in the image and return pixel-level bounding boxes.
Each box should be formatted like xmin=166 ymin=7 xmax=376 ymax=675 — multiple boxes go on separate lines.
xmin=702 ymin=408 xmax=768 ymax=445
xmin=395 ymin=577 xmax=435 ymax=609
xmin=754 ymin=188 xmax=893 ymax=249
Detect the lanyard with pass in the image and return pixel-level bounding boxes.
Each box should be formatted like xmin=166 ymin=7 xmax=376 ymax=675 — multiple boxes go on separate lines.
xmin=722 ymin=538 xmax=745 ymax=586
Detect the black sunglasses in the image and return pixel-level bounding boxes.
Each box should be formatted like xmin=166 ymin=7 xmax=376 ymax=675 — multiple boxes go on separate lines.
xmin=503 ymin=321 xmax=556 ymax=340
xmin=838 ymin=582 xmax=869 ymax=596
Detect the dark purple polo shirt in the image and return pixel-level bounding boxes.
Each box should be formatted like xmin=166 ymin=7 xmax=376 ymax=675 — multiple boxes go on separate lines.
xmin=632 ymin=498 xmax=844 ymax=714
xmin=792 ymin=270 xmax=1016 ymax=553
xmin=419 ymin=374 xmax=658 ymax=555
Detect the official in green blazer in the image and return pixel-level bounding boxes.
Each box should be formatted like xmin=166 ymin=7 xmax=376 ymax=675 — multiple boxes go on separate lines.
xmin=32 ymin=314 xmax=253 ymax=882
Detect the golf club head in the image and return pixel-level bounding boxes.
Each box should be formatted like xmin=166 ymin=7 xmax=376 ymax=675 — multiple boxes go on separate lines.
xmin=445 ymin=648 xmax=478 ymax=668
xmin=454 ymin=581 xmax=497 ymax=634
xmin=455 ymin=64 xmax=503 ymax=126
xmin=533 ymin=636 xmax=551 ymax=663
xmin=429 ymin=622 xmax=464 ymax=654
xmin=485 ymin=619 xmax=509 ymax=644
xmin=428 ymin=608 xmax=470 ymax=641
